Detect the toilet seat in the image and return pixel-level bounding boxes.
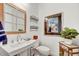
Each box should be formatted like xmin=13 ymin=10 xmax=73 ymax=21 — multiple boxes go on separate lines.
xmin=36 ymin=46 xmax=50 ymax=55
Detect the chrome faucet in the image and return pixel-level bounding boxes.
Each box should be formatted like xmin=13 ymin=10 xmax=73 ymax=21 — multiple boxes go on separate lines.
xmin=17 ymin=34 xmax=21 ymax=42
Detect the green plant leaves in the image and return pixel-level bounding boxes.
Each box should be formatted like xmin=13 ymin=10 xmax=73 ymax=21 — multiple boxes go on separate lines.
xmin=60 ymin=27 xmax=79 ymax=39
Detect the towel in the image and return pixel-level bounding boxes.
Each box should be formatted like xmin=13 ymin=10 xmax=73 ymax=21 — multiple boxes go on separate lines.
xmin=0 ymin=21 xmax=7 ymax=44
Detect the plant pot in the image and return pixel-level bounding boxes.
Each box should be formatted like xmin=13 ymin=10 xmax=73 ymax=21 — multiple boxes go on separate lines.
xmin=63 ymin=38 xmax=73 ymax=44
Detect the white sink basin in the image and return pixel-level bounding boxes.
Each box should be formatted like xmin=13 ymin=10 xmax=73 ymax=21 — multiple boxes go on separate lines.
xmin=10 ymin=40 xmax=30 ymax=48
xmin=0 ymin=40 xmax=36 ymax=56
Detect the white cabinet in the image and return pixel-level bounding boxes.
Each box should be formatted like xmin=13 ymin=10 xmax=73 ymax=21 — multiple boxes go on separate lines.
xmin=0 ymin=40 xmax=36 ymax=56
xmin=20 ymin=48 xmax=30 ymax=56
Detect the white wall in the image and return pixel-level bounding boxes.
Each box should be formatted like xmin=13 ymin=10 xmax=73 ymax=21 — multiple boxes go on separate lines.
xmin=38 ymin=3 xmax=79 ymax=56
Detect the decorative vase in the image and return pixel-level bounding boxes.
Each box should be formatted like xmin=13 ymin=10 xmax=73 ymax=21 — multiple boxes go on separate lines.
xmin=64 ymin=39 xmax=72 ymax=44
xmin=61 ymin=37 xmax=77 ymax=45
xmin=61 ymin=38 xmax=74 ymax=44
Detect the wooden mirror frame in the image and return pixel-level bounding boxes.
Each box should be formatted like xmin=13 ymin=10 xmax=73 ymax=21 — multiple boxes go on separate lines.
xmin=0 ymin=3 xmax=26 ymax=34
xmin=44 ymin=13 xmax=62 ymax=35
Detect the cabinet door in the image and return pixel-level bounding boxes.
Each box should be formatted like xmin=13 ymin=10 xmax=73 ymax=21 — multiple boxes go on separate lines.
xmin=20 ymin=50 xmax=28 ymax=56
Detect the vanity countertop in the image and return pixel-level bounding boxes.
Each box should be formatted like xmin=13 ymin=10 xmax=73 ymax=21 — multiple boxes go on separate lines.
xmin=0 ymin=40 xmax=36 ymax=55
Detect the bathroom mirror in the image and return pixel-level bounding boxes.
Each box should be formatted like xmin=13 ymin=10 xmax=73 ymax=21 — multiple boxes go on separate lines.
xmin=44 ymin=13 xmax=62 ymax=35
xmin=0 ymin=3 xmax=26 ymax=34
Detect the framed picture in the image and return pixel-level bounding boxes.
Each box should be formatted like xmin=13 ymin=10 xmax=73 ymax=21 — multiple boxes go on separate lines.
xmin=44 ymin=13 xmax=62 ymax=35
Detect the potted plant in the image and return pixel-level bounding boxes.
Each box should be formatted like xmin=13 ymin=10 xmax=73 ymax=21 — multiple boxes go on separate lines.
xmin=60 ymin=27 xmax=79 ymax=44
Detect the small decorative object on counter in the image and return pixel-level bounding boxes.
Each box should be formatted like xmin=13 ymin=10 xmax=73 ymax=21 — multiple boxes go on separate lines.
xmin=33 ymin=35 xmax=38 ymax=40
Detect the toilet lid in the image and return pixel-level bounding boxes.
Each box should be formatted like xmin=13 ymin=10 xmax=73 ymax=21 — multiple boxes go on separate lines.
xmin=36 ymin=46 xmax=50 ymax=51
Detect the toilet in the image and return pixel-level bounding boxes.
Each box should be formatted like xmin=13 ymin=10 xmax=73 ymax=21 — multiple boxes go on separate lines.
xmin=36 ymin=46 xmax=51 ymax=56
